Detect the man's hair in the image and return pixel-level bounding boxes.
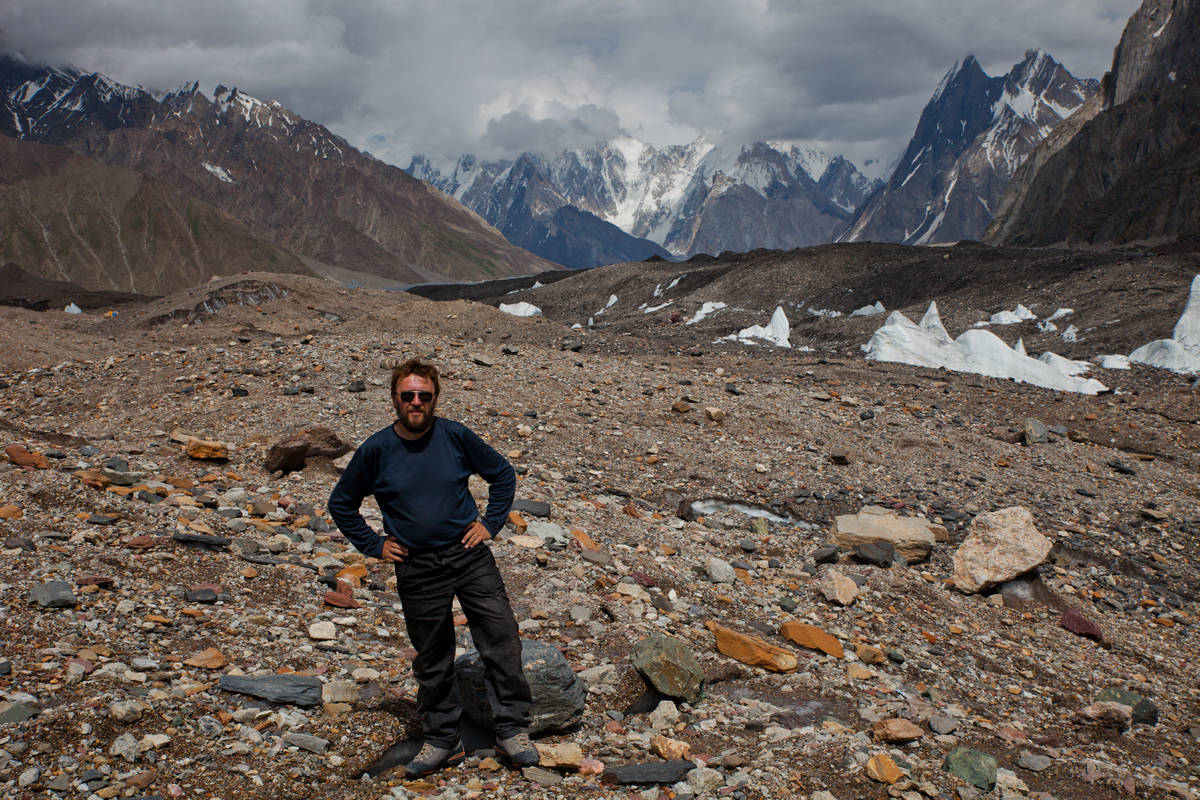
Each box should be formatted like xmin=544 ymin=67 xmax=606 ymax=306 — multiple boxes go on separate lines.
xmin=390 ymin=358 xmax=440 ymax=398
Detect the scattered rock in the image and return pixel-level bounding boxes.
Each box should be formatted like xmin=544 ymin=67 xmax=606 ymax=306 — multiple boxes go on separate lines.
xmin=1077 ymin=701 xmax=1132 ymax=730
xmin=952 ymin=506 xmax=1051 ymax=593
xmin=831 ymin=506 xmax=941 ymax=561
xmin=183 ymin=647 xmax=227 ymax=670
xmin=31 ymin=580 xmax=77 ymax=608
xmin=456 ymin=639 xmax=586 ymax=733
xmin=866 ymin=753 xmax=904 ymax=783
xmin=872 ymin=717 xmax=923 ymax=743
xmin=263 ymin=426 xmax=351 ymax=474
xmin=1061 ymin=608 xmax=1105 ymax=642
xmin=217 ymin=674 xmax=323 ymax=706
xmin=779 ymin=621 xmax=844 ymax=658
xmin=1096 ymin=688 xmax=1158 ymax=725
xmin=707 ymin=622 xmax=797 ymax=673
xmin=943 ymin=747 xmax=998 ymax=791
xmin=1022 ymin=418 xmax=1050 ymax=445
xmin=536 ymin=741 xmax=583 ymax=768
xmin=631 ymin=635 xmax=705 ymax=703
xmin=185 ymin=438 xmax=229 ymax=460
xmin=815 ymin=567 xmax=859 ymax=606
xmin=603 ymin=760 xmax=695 ymax=785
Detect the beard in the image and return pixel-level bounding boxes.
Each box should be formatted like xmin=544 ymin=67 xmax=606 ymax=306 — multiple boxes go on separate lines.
xmin=393 ymin=398 xmax=435 ymax=434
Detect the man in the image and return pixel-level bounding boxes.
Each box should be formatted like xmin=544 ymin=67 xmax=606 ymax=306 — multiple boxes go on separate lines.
xmin=327 ymin=358 xmax=536 ymax=777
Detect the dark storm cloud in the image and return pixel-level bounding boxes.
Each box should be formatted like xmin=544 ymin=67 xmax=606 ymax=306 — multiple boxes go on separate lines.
xmin=0 ymin=0 xmax=1139 ymax=170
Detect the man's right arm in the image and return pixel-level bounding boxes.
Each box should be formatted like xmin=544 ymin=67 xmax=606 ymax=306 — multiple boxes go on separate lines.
xmin=327 ymin=445 xmax=387 ymax=560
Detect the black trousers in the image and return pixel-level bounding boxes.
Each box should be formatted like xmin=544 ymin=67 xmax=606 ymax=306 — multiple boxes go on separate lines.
xmin=395 ymin=541 xmax=532 ymax=747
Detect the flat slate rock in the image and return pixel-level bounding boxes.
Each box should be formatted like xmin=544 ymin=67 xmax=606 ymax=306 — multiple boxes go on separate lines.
xmin=217 ymin=674 xmax=322 ymax=706
xmin=172 ymin=533 xmax=231 ymax=548
xmin=513 ymin=499 xmax=552 ymax=518
xmin=185 ymin=589 xmax=219 ymax=604
xmin=853 ymin=540 xmax=895 ymax=567
xmin=32 ymin=580 xmax=77 ymax=608
xmin=0 ymin=701 xmax=38 ymax=724
xmin=603 ymin=759 xmax=695 ymax=785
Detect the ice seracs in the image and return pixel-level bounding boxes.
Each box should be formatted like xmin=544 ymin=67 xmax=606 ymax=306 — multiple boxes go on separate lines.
xmin=1128 ymin=275 xmax=1200 ymax=374
xmin=849 ymin=301 xmax=886 ymax=317
xmin=989 ymin=304 xmax=1037 ymax=325
xmin=719 ymin=307 xmax=793 ymax=349
xmin=686 ymin=302 xmax=726 ymax=325
xmin=498 ymin=302 xmax=542 ymax=317
xmin=863 ymin=303 xmax=1108 ymax=395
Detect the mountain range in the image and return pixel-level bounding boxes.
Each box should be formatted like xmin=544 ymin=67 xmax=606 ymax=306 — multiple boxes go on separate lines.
xmin=409 ymin=137 xmax=882 ymax=266
xmin=985 ymin=0 xmax=1200 ymax=247
xmin=840 ymin=50 xmax=1099 ymax=245
xmin=0 ymin=55 xmax=553 ymax=293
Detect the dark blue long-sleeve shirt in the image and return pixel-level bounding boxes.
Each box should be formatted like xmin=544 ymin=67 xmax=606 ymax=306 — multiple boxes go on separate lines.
xmin=327 ymin=417 xmax=515 ymax=558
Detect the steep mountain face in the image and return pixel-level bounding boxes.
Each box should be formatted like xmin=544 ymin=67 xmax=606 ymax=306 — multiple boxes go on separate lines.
xmin=0 ymin=54 xmax=554 ymax=290
xmin=409 ymin=138 xmax=880 ymax=260
xmin=842 ymin=51 xmax=1098 ymax=245
xmin=410 ymin=151 xmax=670 ymax=269
xmin=0 ymin=136 xmax=311 ymax=294
xmin=986 ymin=0 xmax=1200 ymax=247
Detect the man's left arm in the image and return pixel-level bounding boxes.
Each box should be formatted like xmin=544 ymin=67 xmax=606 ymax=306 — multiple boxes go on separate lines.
xmin=460 ymin=426 xmax=516 ymax=546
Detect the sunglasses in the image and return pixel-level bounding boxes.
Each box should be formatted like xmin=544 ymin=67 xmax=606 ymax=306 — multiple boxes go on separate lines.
xmin=398 ymin=390 xmax=435 ymax=403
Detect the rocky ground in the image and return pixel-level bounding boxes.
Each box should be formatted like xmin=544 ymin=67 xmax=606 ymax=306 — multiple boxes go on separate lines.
xmin=0 ymin=251 xmax=1198 ymax=800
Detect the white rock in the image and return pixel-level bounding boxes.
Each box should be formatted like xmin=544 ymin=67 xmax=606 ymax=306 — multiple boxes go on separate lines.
xmin=952 ymin=506 xmax=1051 ymax=594
xmin=706 ymin=557 xmax=736 ymax=584
xmin=830 ymin=506 xmax=943 ymax=561
xmin=308 ymin=621 xmax=337 ymax=641
xmin=815 ymin=567 xmax=859 ymax=606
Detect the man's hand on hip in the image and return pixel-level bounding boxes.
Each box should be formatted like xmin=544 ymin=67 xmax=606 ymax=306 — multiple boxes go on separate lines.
xmin=381 ymin=538 xmax=409 ymax=562
xmin=462 ymin=521 xmax=492 ymax=549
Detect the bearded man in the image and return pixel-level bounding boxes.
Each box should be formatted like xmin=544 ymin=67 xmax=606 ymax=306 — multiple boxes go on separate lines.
xmin=327 ymin=358 xmax=536 ymax=776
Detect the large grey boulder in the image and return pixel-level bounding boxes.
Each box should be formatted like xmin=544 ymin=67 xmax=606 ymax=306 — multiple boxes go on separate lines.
xmin=456 ymin=639 xmax=586 ymax=734
xmin=630 ymin=634 xmax=704 ymax=704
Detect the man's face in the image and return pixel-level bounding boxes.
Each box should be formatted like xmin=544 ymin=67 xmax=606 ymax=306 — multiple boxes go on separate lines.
xmin=393 ymin=374 xmax=438 ymax=435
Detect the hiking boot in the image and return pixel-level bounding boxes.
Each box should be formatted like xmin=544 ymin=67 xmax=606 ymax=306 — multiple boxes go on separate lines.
xmin=495 ymin=731 xmax=539 ymax=767
xmin=405 ymin=739 xmax=466 ymax=777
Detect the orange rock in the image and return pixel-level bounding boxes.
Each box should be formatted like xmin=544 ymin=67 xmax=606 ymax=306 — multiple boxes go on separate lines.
xmin=623 ymin=502 xmax=641 ymax=518
xmin=779 ymin=621 xmax=844 ymax=658
xmin=126 ymin=535 xmax=157 ymax=549
xmin=0 ymin=505 xmax=22 ymax=520
xmin=144 ymin=614 xmax=172 ymax=626
xmin=855 ymin=644 xmax=886 ymax=665
xmin=872 ymin=718 xmax=923 ymax=743
xmin=241 ymin=567 xmax=259 ymax=579
xmin=866 ymin=753 xmax=903 ymax=784
xmin=650 ymin=735 xmax=692 ymax=760
xmin=165 ymin=476 xmax=195 ymax=489
xmin=571 ymin=529 xmax=602 ymax=551
xmin=709 ymin=622 xmax=797 ymax=672
xmin=5 ymin=444 xmax=49 ymax=469
xmin=184 ymin=647 xmax=227 ymax=670
xmin=186 ymin=439 xmax=229 ymax=460
xmin=847 ymin=664 xmax=874 ymax=680
xmin=508 ymin=511 xmax=528 ymax=531
xmin=324 ymin=591 xmax=360 ymax=609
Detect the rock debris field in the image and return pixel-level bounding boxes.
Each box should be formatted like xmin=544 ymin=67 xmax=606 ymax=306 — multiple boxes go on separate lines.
xmin=0 ymin=270 xmax=1198 ymax=800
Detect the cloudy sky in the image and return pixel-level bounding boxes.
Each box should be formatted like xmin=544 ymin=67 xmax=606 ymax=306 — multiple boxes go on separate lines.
xmin=2 ymin=0 xmax=1139 ymax=173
